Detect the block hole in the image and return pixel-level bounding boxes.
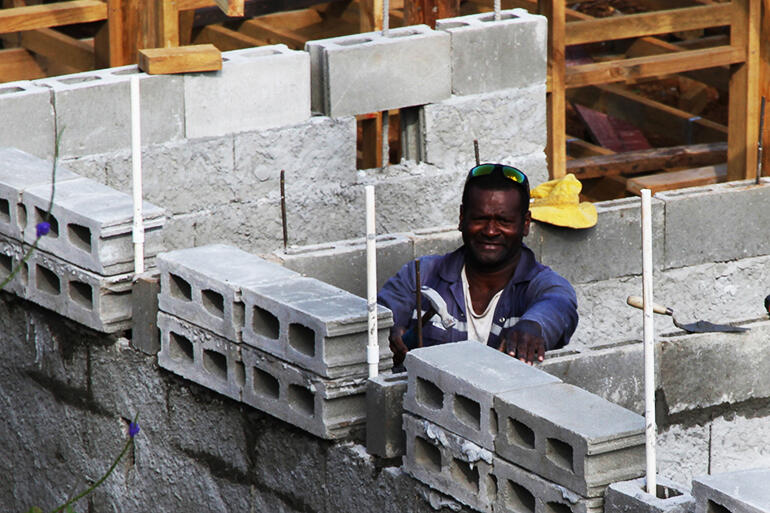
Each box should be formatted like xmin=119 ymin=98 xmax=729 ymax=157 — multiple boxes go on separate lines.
xmin=357 ymin=110 xmax=402 ymax=169
xmin=169 ymin=332 xmax=194 ymax=362
xmin=707 ymin=500 xmax=731 ymax=513
xmin=0 ymin=253 xmax=12 ymax=277
xmin=68 ymin=280 xmax=93 ymax=310
xmin=288 ymin=384 xmax=314 ymax=417
xmin=111 ymin=68 xmax=140 ymax=75
xmin=416 ymin=377 xmax=443 ymax=410
xmin=168 ymin=273 xmax=192 ymax=301
xmin=35 ymin=207 xmax=58 ymax=238
xmin=201 ymin=288 xmax=225 ymax=318
xmin=507 ymin=418 xmax=535 ymax=449
xmin=59 ymin=75 xmax=101 ymax=84
xmin=505 ymin=481 xmax=535 ymax=513
xmin=451 ymin=458 xmax=479 ymax=493
xmin=234 ymin=361 xmax=245 ymax=387
xmin=241 ymin=48 xmax=282 ymax=57
xmin=480 ymin=13 xmax=518 ymax=21
xmin=203 ymin=349 xmax=227 ymax=381
xmin=489 ymin=409 xmax=499 ymax=436
xmin=36 ymin=265 xmax=60 ymax=295
xmin=439 ymin=21 xmax=470 ymax=29
xmin=67 ymin=223 xmax=91 ymax=253
xmin=252 ymin=305 xmax=279 ymax=339
xmin=0 ymin=86 xmax=25 ymax=94
xmin=453 ymin=394 xmax=481 ymax=431
xmin=487 ymin=474 xmax=498 ymax=503
xmin=17 ymin=204 xmax=27 ymax=229
xmin=335 ymin=37 xmax=372 ymax=46
xmin=20 ymin=262 xmax=28 ymax=285
xmin=546 ymin=438 xmax=573 ymax=472
xmin=651 ymin=485 xmax=683 ymax=499
xmin=0 ymin=198 xmax=10 ymax=223
xmin=253 ymin=367 xmax=280 ymax=399
xmin=288 ymin=323 xmax=315 ymax=357
xmin=546 ymin=502 xmax=573 ymax=513
xmin=414 ymin=437 xmax=441 ymax=473
xmin=385 ymin=29 xmax=420 ymax=38
xmin=233 ymin=301 xmax=245 ymax=329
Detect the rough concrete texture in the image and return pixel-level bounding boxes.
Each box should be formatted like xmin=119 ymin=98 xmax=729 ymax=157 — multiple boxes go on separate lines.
xmin=692 ymin=469 xmax=770 ymax=513
xmin=366 ymin=370 xmax=408 ymax=458
xmin=307 ymin=26 xmax=450 ymax=117
xmin=436 ymin=9 xmax=547 ymax=95
xmin=404 ymin=342 xmax=561 ymax=450
xmin=0 ymin=234 xmax=25 ymax=297
xmin=422 ymin=85 xmax=547 ymax=174
xmin=657 ymin=179 xmax=770 ymax=269
xmin=657 ymin=424 xmax=710 ymax=487
xmin=131 ymin=271 xmax=160 ymax=355
xmin=710 ymin=414 xmax=770 ymax=475
xmin=0 ymin=81 xmax=56 ymax=160
xmin=184 ymin=45 xmax=310 ymax=138
xmin=605 ymin=476 xmax=694 ymax=513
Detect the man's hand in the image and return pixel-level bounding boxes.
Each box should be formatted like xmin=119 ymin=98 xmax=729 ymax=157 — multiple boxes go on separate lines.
xmin=498 ymin=328 xmax=545 ymax=365
xmin=389 ymin=326 xmax=408 ymax=366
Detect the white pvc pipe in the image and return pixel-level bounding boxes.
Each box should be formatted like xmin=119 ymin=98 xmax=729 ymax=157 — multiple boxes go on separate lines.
xmin=366 ymin=185 xmax=379 ymax=378
xmin=382 ymin=0 xmax=390 ymax=35
xmin=130 ymin=75 xmax=145 ymax=275
xmin=641 ymin=189 xmax=656 ymax=494
xmin=494 ymin=0 xmax=501 ymax=21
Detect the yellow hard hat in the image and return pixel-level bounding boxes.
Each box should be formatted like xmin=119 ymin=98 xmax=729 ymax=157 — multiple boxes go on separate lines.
xmin=529 ymin=174 xmax=597 ymax=229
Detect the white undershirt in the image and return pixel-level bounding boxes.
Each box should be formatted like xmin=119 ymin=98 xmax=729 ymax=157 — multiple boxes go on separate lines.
xmin=461 ymin=266 xmax=503 ymax=344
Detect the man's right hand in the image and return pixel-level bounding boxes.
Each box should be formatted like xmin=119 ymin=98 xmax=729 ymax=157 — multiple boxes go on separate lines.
xmin=389 ymin=326 xmax=408 ymax=366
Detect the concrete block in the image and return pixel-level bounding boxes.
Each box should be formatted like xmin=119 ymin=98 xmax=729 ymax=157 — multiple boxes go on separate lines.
xmin=494 ymin=382 xmax=645 ymax=497
xmin=157 ymin=244 xmax=298 ymax=342
xmin=273 ymin=233 xmax=414 ymax=298
xmin=0 ymin=81 xmax=56 ymax=160
xmin=0 ymin=147 xmax=80 ymax=241
xmin=366 ymin=370 xmax=408 ymax=458
xmin=422 ymin=85 xmax=546 ymax=170
xmin=536 ymin=196 xmax=665 ymax=284
xmin=157 ymin=312 xmax=243 ymax=402
xmin=436 ymin=9 xmax=547 ymax=95
xmin=605 ymin=477 xmax=694 ymax=513
xmin=241 ymin=276 xmax=394 ymax=378
xmin=657 ymin=179 xmax=770 ymax=269
xmin=411 ymin=226 xmax=462 ymax=259
xmin=692 ymin=469 xmax=770 ymax=513
xmin=0 ymin=234 xmax=26 ymax=297
xmin=306 ymin=26 xmax=450 ymax=117
xmin=240 ymin=343 xmax=368 ymax=440
xmin=132 ymin=271 xmax=160 ymax=355
xmin=184 ymin=45 xmax=310 ymax=139
xmin=36 ymin=67 xmax=184 ymax=157
xmin=21 ymin=177 xmax=166 ymax=275
xmin=26 ymin=246 xmax=134 ymax=333
xmin=403 ymin=341 xmax=561 ymax=450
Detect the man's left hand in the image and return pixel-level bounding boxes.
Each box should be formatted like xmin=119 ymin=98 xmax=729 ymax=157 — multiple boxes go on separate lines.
xmin=498 ymin=329 xmax=545 ymax=365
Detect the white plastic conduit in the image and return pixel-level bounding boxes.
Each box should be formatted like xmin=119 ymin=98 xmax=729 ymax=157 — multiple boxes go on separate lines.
xmin=641 ymin=188 xmax=656 ymax=494
xmin=366 ymin=185 xmax=379 ymax=378
xmin=130 ymin=75 xmax=145 ymax=275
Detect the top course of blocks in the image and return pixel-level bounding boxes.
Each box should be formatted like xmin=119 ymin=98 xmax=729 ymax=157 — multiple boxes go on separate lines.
xmin=692 ymin=468 xmax=770 ymax=513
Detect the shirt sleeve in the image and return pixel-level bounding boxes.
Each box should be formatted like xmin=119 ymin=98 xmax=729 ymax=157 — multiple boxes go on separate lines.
xmin=377 ymin=260 xmax=416 ymax=329
xmin=514 ymin=270 xmax=578 ymax=350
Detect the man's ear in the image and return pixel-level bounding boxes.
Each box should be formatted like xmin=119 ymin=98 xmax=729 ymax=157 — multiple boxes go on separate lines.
xmin=458 ymin=204 xmax=465 ymax=231
xmin=523 ymin=210 xmax=531 ymax=237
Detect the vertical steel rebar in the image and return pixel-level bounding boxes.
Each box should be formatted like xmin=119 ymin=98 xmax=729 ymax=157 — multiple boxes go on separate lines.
xmin=415 ymin=259 xmax=422 ymax=348
xmin=280 ymin=170 xmax=288 ymax=251
xmin=474 ymin=139 xmax=480 ymax=165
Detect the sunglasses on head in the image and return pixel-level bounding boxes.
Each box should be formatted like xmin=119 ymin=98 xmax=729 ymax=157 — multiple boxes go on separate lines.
xmin=468 ymin=163 xmax=528 ymax=186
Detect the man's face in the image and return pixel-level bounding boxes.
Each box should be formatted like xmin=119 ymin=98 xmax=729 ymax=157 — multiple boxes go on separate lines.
xmin=460 ymin=186 xmax=530 ymax=271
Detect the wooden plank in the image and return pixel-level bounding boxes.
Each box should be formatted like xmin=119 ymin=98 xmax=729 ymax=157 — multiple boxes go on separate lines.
xmin=193 ymin=24 xmax=266 ymax=50
xmin=566 ymin=142 xmax=728 ymax=179
xmin=0 ymin=0 xmax=107 ymax=33
xmin=359 ymin=0 xmax=381 ymax=32
xmin=239 ymin=17 xmax=305 ymax=47
xmin=215 ymin=0 xmax=245 ymax=16
xmin=540 ymin=0 xmax=566 ymax=179
xmin=566 ymin=4 xmax=732 ymax=46
xmin=158 ymin=0 xmax=180 ymax=47
xmin=138 ymin=43 xmax=221 ymax=73
xmin=566 ymin=135 xmax=615 ymax=158
xmin=0 ymin=47 xmax=44 ymax=82
xmin=189 ymin=0 xmax=334 ymax=27
xmin=19 ymin=29 xmax=93 ymax=70
xmin=565 ymin=46 xmax=743 ymax=88
xmin=626 ymin=163 xmax=727 ymax=195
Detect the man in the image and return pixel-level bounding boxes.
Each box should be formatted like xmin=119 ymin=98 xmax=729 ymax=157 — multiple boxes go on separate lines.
xmin=378 ymin=163 xmax=577 ymax=366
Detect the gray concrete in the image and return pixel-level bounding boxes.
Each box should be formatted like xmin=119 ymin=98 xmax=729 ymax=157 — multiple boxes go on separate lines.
xmin=605 ymin=477 xmax=694 ymax=513
xmin=0 ymin=81 xmax=56 ymax=160
xmin=494 ymin=382 xmax=645 ymax=497
xmin=184 ymin=45 xmax=310 ymax=139
xmin=131 ymin=271 xmax=160 ymax=355
xmin=0 ymin=234 xmax=25 ymax=297
xmin=366 ymin=370 xmax=408 ymax=458
xmin=403 ymin=341 xmax=560 ymax=450
xmin=692 ymin=469 xmax=770 ymax=513
xmin=307 ymin=26 xmax=451 ymax=117
xmin=436 ymin=9 xmax=547 ymax=96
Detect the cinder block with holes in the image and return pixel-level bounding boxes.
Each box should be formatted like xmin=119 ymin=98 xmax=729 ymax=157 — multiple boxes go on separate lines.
xmin=0 ymin=147 xmax=80 ymax=241
xmin=306 ymin=25 xmax=450 ymax=117
xmin=436 ymin=9 xmax=547 ymax=95
xmin=157 ymin=312 xmax=243 ymax=402
xmin=241 ymin=276 xmax=393 ymax=378
xmin=25 ymin=246 xmax=134 ymax=333
xmin=692 ymin=469 xmax=770 ymax=513
xmin=0 ymin=233 xmax=26 ymax=297
xmin=494 ymin=382 xmax=645 ymax=497
xmin=403 ymin=341 xmax=561 ymax=450
xmin=605 ymin=476 xmax=694 ymax=513
xmin=366 ymin=370 xmax=408 ymax=459
xmin=21 ymin=177 xmax=166 ymax=275
xmin=240 ymin=344 xmax=368 ymax=439
xmin=157 ymin=244 xmax=298 ymax=342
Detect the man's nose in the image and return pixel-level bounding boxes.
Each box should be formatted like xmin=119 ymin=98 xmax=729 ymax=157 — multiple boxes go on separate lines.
xmin=482 ymin=220 xmax=500 ymax=236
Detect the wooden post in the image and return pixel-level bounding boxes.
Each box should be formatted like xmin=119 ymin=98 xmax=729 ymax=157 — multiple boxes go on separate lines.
xmin=540 ymin=0 xmax=566 ymax=179
xmin=761 ymin=0 xmax=770 ymax=176
xmin=94 ymin=0 xmax=124 ymax=67
xmin=405 ymin=0 xmax=458 ymax=28
xmin=359 ymin=0 xmax=383 ymax=32
xmin=726 ymin=0 xmax=761 ymax=181
xmin=158 ymin=0 xmax=180 ymax=47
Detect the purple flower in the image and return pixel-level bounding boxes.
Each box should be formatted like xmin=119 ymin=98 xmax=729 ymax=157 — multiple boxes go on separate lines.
xmin=36 ymin=221 xmax=50 ymax=238
xmin=129 ymin=421 xmax=140 ymax=438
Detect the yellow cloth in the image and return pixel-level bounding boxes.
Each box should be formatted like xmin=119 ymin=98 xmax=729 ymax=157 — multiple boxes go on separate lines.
xmin=529 ymin=174 xmax=597 ymax=229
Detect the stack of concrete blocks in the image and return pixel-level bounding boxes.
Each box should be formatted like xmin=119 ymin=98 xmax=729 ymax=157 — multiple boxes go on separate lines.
xmin=0 ymin=147 xmax=165 ymax=332
xmin=401 ymin=341 xmax=646 ymax=513
xmin=155 ymin=243 xmax=394 ymax=439
xmin=691 ymin=469 xmax=770 ymax=513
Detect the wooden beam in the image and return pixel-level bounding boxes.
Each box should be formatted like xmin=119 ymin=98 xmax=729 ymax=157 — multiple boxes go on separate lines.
xmin=565 ymin=46 xmax=743 ymax=88
xmin=0 ymin=47 xmax=44 ymax=82
xmin=158 ymin=0 xmax=180 ymax=47
xmin=566 ymin=4 xmax=732 ymax=46
xmin=566 ymin=135 xmax=614 ymax=158
xmin=761 ymin=0 xmax=770 ymax=176
xmin=0 ymin=0 xmax=107 ymax=33
xmin=540 ymin=0 xmax=566 ymax=179
xmin=138 ymin=44 xmax=221 ymax=73
xmin=359 ymin=0 xmax=382 ymax=32
xmin=239 ymin=17 xmax=305 ymax=47
xmin=566 ymin=142 xmax=728 ymax=179
xmin=215 ymin=0 xmax=245 ymax=17
xmin=626 ymin=163 xmax=727 ymax=195
xmin=193 ymin=24 xmax=266 ymax=50
xmin=19 ymin=29 xmax=93 ymax=70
